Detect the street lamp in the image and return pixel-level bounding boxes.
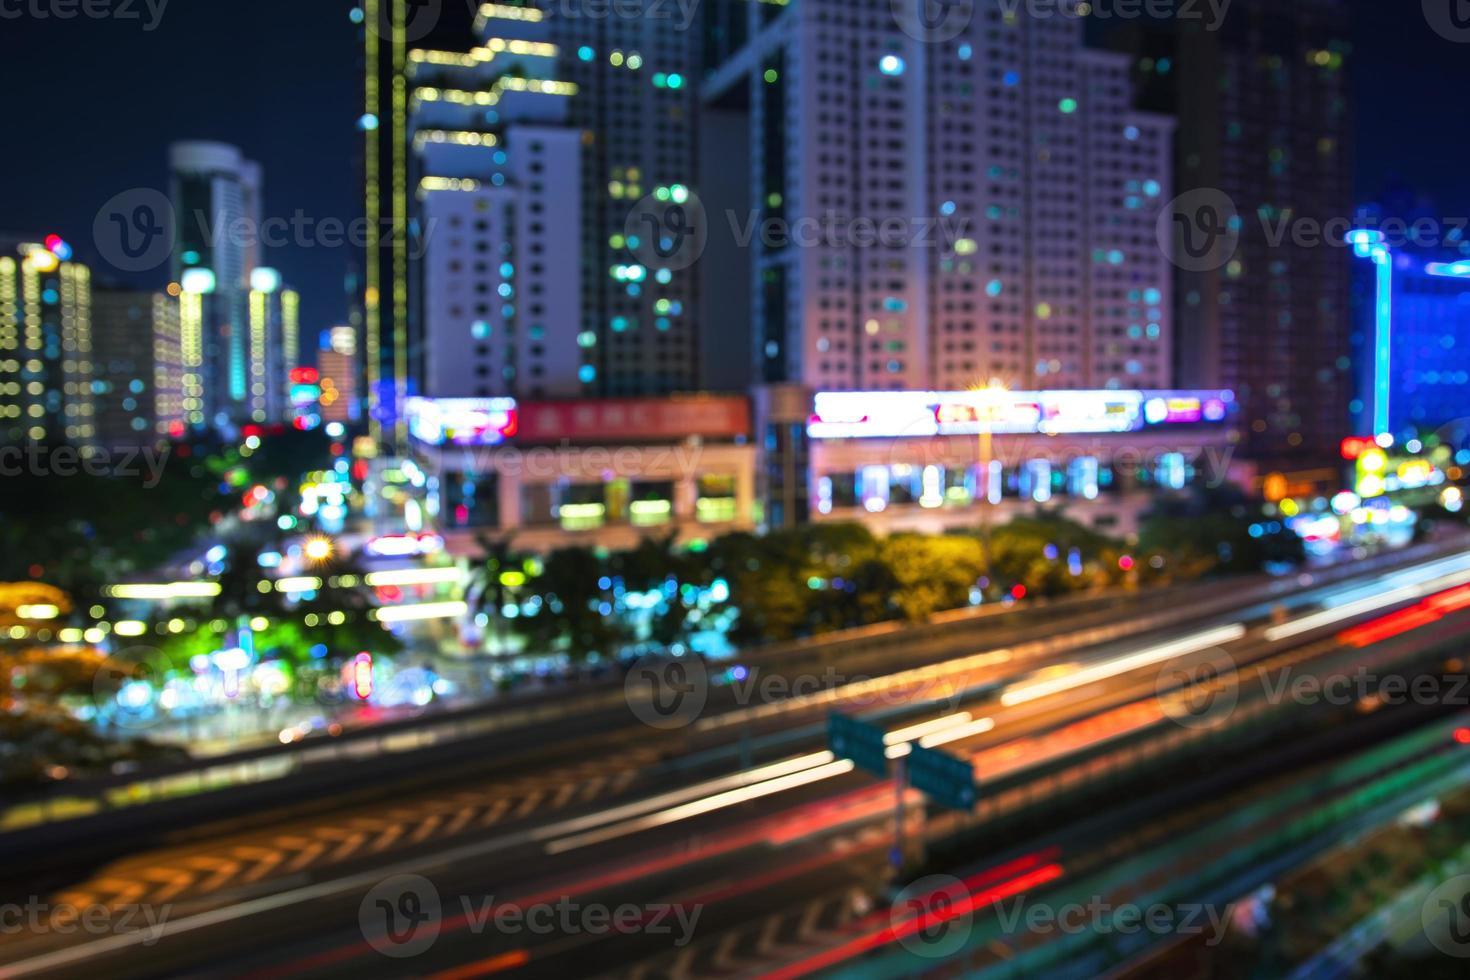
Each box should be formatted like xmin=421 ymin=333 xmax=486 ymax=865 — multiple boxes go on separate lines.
xmin=304 ymin=536 xmax=335 ymax=563
xmin=970 ymin=380 xmax=1009 ymax=594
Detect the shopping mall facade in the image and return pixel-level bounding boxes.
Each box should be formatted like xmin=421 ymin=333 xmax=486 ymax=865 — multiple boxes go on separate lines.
xmin=403 ymin=386 xmax=1243 ymax=555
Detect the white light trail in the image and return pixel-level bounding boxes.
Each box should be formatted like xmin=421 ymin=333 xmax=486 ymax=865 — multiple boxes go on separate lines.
xmin=363 ymin=566 xmax=463 ymax=587
xmin=1265 ymin=567 xmax=1470 ymax=642
xmin=372 ymin=600 xmax=468 ymax=623
xmin=999 ymin=623 xmax=1247 ymax=707
xmin=544 ymin=760 xmax=857 ymax=854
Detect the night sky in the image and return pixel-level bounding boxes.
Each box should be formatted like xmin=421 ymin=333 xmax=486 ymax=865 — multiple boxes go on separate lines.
xmin=0 ymin=0 xmax=1464 ymax=359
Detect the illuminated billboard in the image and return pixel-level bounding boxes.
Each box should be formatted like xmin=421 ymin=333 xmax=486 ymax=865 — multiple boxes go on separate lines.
xmin=406 ymin=397 xmax=519 ymax=447
xmin=807 ymin=390 xmax=1233 ymax=440
xmin=517 ymin=396 xmax=748 ymax=444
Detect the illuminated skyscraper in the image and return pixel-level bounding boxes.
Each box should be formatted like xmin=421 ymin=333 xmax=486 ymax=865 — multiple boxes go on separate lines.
xmin=701 ymin=0 xmax=1176 ymax=394
xmin=356 ymin=0 xmax=474 ymax=444
xmin=409 ymin=8 xmax=583 ymax=399
xmin=246 ymin=267 xmax=299 ymax=423
xmin=169 ymin=140 xmax=264 ymax=428
xmin=92 ymin=287 xmax=184 ymax=445
xmin=540 ymin=2 xmax=702 ymax=396
xmin=0 ymin=234 xmax=94 ymax=445
xmin=1114 ymin=0 xmax=1354 ymax=463
xmin=1347 ymin=215 xmax=1470 ymax=436
xmin=319 ymin=325 xmax=360 ymax=424
xmin=367 ymin=1 xmax=703 ymax=431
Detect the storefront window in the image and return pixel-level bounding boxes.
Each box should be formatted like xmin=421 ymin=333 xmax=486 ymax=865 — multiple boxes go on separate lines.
xmin=697 ymin=474 xmax=737 ymax=523
xmin=630 ymin=480 xmax=674 ymax=526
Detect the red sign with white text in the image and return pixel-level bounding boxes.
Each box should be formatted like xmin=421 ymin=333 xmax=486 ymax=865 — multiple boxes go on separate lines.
xmin=518 ymin=397 xmax=749 ymax=444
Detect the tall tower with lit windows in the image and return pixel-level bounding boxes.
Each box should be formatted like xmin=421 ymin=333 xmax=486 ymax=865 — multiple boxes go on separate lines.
xmin=1113 ymin=0 xmax=1353 ymax=463
xmin=700 ymin=0 xmax=1176 ymax=395
xmin=377 ymin=1 xmax=703 ymax=413
xmin=540 ymin=1 xmax=703 ymax=396
xmin=409 ymin=9 xmax=584 ymax=400
xmin=356 ymin=0 xmax=476 ymax=445
xmin=169 ymin=140 xmax=264 ymax=429
xmin=245 ymin=268 xmax=298 ymax=423
xmin=92 ymin=287 xmax=184 ymax=446
xmin=0 ymin=234 xmax=95 ymax=446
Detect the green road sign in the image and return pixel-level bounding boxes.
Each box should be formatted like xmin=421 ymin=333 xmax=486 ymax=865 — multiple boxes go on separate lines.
xmin=907 ymin=744 xmax=977 ymax=811
xmin=828 ymin=712 xmax=889 ymax=778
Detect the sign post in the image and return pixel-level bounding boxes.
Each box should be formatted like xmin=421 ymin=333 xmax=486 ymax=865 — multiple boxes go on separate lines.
xmin=828 ymin=712 xmax=901 ymax=869
xmin=907 ymin=744 xmax=978 ymax=812
xmin=827 ymin=712 xmax=889 ymax=778
xmin=829 ymin=714 xmax=981 ymax=875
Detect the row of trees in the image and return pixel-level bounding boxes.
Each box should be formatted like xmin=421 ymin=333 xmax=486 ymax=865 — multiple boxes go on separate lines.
xmin=472 ymin=489 xmax=1303 ymax=661
xmin=0 ymin=428 xmax=338 ymax=607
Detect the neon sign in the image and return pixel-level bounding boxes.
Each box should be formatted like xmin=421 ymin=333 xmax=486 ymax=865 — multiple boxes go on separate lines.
xmin=808 ymin=390 xmax=1233 ymax=440
xmin=406 ymin=397 xmax=519 ymax=446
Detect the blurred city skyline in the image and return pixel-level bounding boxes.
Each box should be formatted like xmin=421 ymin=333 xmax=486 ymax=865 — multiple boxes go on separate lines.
xmin=0 ymin=0 xmax=1465 ymax=344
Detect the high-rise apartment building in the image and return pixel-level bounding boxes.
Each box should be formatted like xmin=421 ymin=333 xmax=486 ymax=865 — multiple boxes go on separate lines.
xmin=356 ymin=0 xmax=475 ymax=442
xmin=1113 ymin=0 xmax=1354 ymax=463
xmin=92 ymin=287 xmax=185 ymax=446
xmin=700 ymin=0 xmax=1176 ymax=396
xmin=409 ymin=10 xmax=584 ymax=400
xmin=245 ymin=268 xmax=299 ymax=423
xmin=368 ymin=1 xmax=703 ymax=436
xmin=540 ymin=2 xmax=702 ymax=396
xmin=318 ymin=325 xmax=360 ymax=424
xmin=169 ymin=140 xmax=265 ymax=428
xmin=0 ymin=234 xmax=94 ymax=445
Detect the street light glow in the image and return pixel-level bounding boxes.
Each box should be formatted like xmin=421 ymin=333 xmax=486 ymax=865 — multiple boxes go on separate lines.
xmin=304 ymin=537 xmax=335 ymax=563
